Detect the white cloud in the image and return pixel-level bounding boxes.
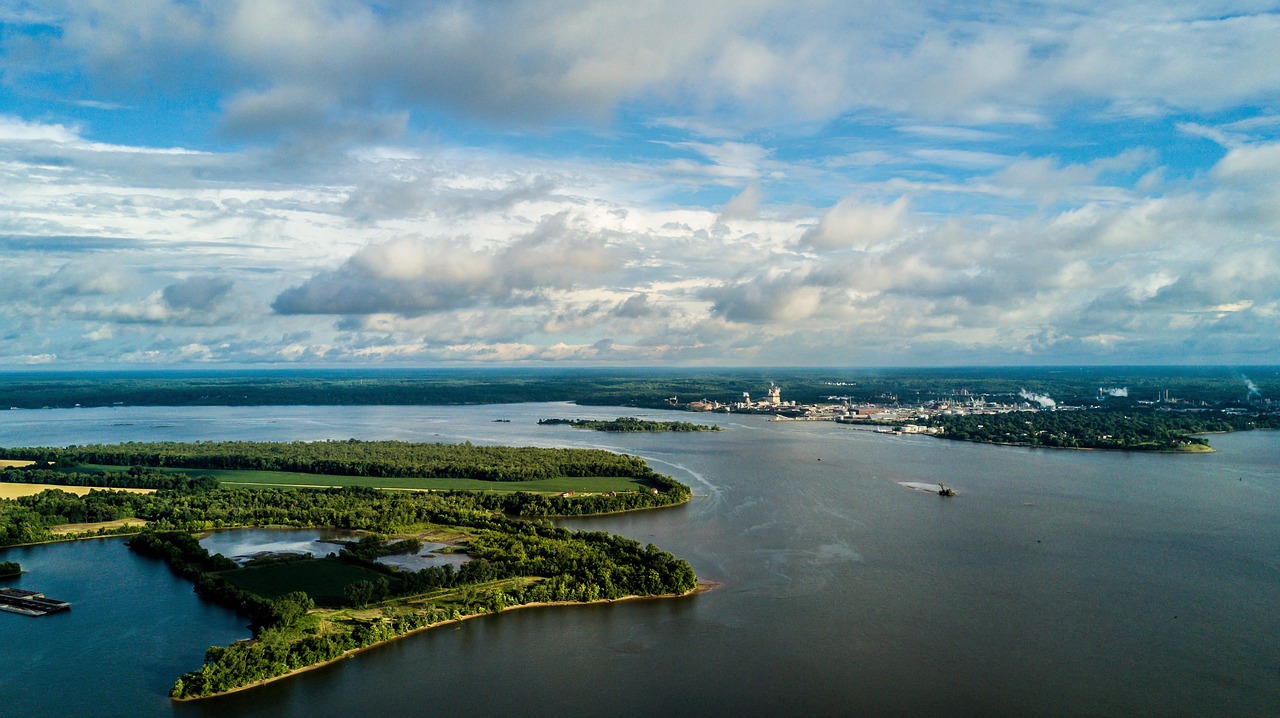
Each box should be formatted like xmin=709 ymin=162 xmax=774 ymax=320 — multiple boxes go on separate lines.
xmin=801 ymin=196 xmax=910 ymax=251
xmin=1 ymin=2 xmax=1279 ymax=366
xmin=17 ymin=2 xmax=1280 ymax=133
xmin=0 ymin=115 xmax=80 ymax=143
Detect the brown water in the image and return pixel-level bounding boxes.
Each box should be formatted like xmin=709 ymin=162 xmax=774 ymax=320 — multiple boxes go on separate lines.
xmin=2 ymin=404 xmax=1278 ymax=717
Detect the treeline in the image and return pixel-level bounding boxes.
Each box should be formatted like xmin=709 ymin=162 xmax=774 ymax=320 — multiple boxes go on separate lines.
xmin=0 ymin=466 xmax=218 ymax=492
xmin=3 ymin=367 xmax=1275 ymax=411
xmin=483 ymin=474 xmax=691 ymax=516
xmin=926 ymin=409 xmax=1273 ymax=450
xmin=539 ymin=417 xmax=720 ymax=432
xmin=0 ymin=440 xmax=658 ymax=482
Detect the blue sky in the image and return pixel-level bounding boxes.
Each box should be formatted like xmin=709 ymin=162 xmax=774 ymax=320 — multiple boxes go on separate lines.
xmin=1 ymin=1 xmax=1278 ymax=367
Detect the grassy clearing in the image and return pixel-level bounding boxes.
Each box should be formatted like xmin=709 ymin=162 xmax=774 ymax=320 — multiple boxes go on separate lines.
xmin=50 ymin=517 xmax=148 ymax=535
xmin=220 ymin=557 xmax=391 ymax=607
xmin=69 ymin=464 xmax=653 ymax=493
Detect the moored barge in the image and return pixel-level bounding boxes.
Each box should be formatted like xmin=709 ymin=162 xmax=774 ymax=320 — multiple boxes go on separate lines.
xmin=0 ymin=587 xmax=71 ymax=616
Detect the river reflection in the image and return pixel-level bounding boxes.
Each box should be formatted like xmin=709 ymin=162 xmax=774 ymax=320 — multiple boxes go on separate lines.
xmin=197 ymin=528 xmax=471 ymax=571
xmin=199 ymin=528 xmax=357 ymax=565
xmin=374 ymin=542 xmax=470 ymax=571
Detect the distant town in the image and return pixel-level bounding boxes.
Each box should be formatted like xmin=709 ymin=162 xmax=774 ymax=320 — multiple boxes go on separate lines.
xmin=670 ymin=381 xmax=1277 ymax=440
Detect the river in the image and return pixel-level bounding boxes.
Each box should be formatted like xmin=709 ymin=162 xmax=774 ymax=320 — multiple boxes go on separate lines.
xmin=1 ymin=404 xmax=1277 ymax=717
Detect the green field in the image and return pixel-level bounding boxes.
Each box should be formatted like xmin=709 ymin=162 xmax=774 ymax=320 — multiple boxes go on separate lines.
xmin=69 ymin=464 xmax=654 ymax=493
xmin=219 ymin=557 xmax=392 ymax=606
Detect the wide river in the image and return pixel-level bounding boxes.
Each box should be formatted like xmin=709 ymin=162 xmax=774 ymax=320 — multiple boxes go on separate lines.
xmin=1 ymin=404 xmax=1277 ymax=717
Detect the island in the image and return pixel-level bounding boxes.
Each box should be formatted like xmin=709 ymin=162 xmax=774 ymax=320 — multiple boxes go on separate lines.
xmin=0 ymin=560 xmax=19 ymax=578
xmin=0 ymin=440 xmax=698 ymax=699
xmin=538 ymin=417 xmax=721 ymax=432
xmin=920 ymin=410 xmax=1272 ymax=452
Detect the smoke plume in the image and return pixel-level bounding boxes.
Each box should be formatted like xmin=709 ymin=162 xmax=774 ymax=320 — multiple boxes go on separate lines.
xmin=1019 ymin=389 xmax=1057 ymax=409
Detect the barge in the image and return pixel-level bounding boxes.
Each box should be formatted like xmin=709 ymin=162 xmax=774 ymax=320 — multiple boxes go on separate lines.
xmin=0 ymin=587 xmax=71 ymax=616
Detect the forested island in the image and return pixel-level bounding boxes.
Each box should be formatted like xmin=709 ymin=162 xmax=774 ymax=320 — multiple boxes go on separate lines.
xmin=0 ymin=441 xmax=698 ymax=698
xmin=0 ymin=560 xmax=19 ymax=578
xmin=538 ymin=417 xmax=721 ymax=432
xmin=2 ymin=440 xmax=665 ymax=482
xmin=925 ymin=409 xmax=1276 ymax=451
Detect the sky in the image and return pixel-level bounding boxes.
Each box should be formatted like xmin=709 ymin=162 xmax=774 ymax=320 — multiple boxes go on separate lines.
xmin=1 ymin=1 xmax=1278 ymax=368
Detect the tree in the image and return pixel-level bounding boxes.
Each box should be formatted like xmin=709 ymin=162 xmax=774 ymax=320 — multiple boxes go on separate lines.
xmin=270 ymin=591 xmax=315 ymax=627
xmin=343 ymin=580 xmax=377 ymax=608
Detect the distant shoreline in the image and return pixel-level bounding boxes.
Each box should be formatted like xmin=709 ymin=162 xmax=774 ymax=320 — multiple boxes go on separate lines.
xmin=929 ymin=435 xmax=1216 ymax=454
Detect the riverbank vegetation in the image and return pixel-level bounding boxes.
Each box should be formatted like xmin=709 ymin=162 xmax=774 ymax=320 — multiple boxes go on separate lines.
xmin=925 ymin=409 xmax=1275 ymax=451
xmin=538 ymin=417 xmax=720 ymax=432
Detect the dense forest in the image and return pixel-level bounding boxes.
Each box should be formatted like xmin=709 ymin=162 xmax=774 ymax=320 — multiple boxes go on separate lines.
xmin=0 ymin=440 xmax=662 ymax=482
xmin=538 ymin=417 xmax=721 ymax=432
xmin=0 ymin=466 xmax=218 ymax=492
xmin=926 ymin=409 xmax=1276 ymax=450
xmin=1 ymin=366 xmax=1274 ymax=410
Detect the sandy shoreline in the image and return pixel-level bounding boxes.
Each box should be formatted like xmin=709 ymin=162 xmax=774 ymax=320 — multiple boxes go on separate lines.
xmin=175 ymin=581 xmax=717 ymax=702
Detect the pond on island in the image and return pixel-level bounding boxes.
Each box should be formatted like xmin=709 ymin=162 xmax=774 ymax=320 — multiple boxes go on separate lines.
xmin=197 ymin=528 xmax=471 ymax=570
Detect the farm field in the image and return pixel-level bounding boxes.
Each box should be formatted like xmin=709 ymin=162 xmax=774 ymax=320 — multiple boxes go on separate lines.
xmin=66 ymin=464 xmax=654 ymax=494
xmin=50 ymin=518 xmax=148 ymax=535
xmin=0 ymin=482 xmax=154 ymax=499
xmin=219 ymin=557 xmax=393 ymax=606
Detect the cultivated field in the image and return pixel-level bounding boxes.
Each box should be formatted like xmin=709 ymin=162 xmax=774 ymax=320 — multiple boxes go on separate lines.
xmin=220 ymin=557 xmax=394 ymax=606
xmin=0 ymin=482 xmax=154 ymax=499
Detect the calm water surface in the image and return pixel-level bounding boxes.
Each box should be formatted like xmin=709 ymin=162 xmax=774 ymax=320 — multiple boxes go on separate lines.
xmin=2 ymin=404 xmax=1278 ymax=717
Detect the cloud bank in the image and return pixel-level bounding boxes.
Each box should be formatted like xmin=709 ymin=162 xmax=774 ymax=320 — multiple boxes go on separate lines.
xmin=0 ymin=2 xmax=1277 ymax=366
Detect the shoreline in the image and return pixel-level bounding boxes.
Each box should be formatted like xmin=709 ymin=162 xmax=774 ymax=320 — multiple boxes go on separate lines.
xmin=174 ymin=581 xmax=716 ymax=702
xmin=930 ymin=436 xmax=1217 ymax=454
